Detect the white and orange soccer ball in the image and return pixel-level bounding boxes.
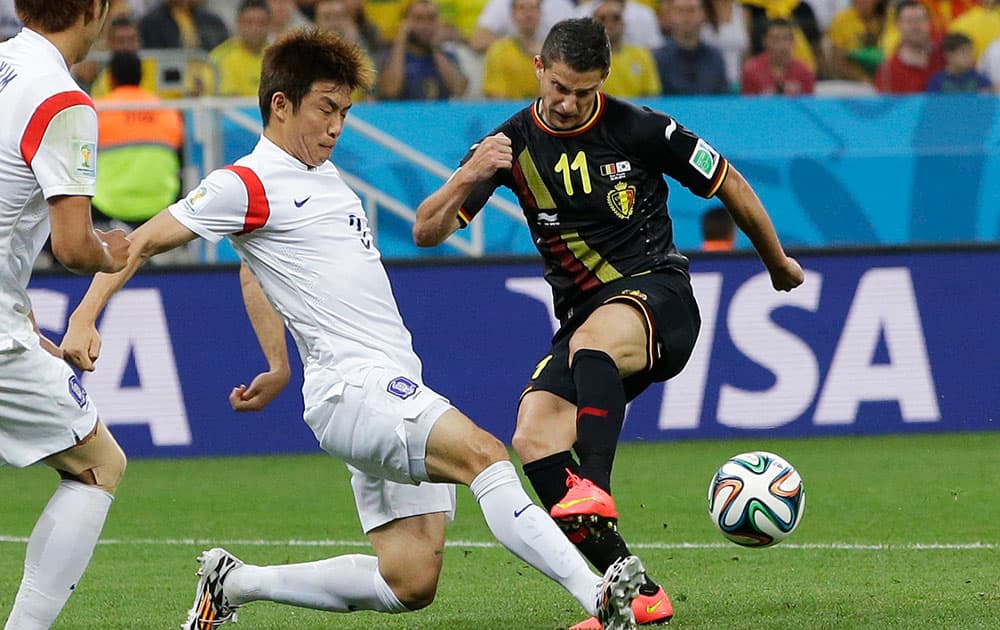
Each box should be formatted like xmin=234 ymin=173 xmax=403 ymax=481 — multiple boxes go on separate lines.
xmin=708 ymin=451 xmax=805 ymax=547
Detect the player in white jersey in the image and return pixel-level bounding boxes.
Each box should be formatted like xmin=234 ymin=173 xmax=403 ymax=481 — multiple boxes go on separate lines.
xmin=61 ymin=29 xmax=644 ymax=630
xmin=0 ymin=2 xmax=131 ymax=629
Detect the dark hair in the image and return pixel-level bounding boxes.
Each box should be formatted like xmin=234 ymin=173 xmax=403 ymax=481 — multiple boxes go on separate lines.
xmin=259 ymin=29 xmax=374 ymax=125
xmin=894 ymin=0 xmax=927 ymax=16
xmin=15 ymin=0 xmax=108 ymax=31
xmin=701 ymin=206 xmax=735 ymax=241
xmin=766 ymin=18 xmax=795 ymax=32
xmin=109 ymin=51 xmax=142 ymax=86
xmin=940 ymin=32 xmax=973 ymax=54
xmin=539 ymin=18 xmax=611 ymax=74
xmin=108 ymin=15 xmax=135 ymax=31
xmin=238 ymin=0 xmax=270 ymax=16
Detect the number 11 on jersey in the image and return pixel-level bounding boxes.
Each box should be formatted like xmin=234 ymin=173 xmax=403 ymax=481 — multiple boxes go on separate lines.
xmin=554 ymin=151 xmax=592 ymax=196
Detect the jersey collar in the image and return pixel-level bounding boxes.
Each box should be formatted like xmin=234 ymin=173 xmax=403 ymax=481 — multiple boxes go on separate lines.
xmin=19 ymin=29 xmax=70 ymax=73
xmin=531 ymin=92 xmax=606 ymax=138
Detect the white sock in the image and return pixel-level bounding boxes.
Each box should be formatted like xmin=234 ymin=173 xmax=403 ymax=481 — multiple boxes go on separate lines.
xmin=4 ymin=481 xmax=113 ymax=630
xmin=470 ymin=461 xmax=600 ymax=615
xmin=224 ymin=554 xmax=408 ymax=613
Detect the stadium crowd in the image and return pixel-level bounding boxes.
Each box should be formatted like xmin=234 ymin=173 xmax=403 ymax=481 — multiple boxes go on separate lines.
xmin=3 ymin=0 xmax=1000 ymax=99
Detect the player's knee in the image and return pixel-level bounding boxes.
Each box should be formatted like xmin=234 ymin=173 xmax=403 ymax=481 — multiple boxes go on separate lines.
xmin=67 ymin=443 xmax=127 ymax=495
xmin=511 ymin=427 xmax=547 ymax=462
xmin=465 ymin=429 xmax=508 ymax=472
xmin=385 ymin=567 xmax=440 ymax=610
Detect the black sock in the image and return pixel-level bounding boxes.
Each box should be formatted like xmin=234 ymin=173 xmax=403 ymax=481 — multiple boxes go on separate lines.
xmin=572 ymin=349 xmax=625 ymax=493
xmin=576 ymin=529 xmax=660 ymax=594
xmin=522 ymin=452 xmax=661 ymax=594
xmin=522 ymin=451 xmax=579 ymax=510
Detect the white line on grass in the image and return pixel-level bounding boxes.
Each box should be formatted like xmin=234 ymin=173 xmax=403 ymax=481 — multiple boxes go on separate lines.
xmin=0 ymin=535 xmax=995 ymax=550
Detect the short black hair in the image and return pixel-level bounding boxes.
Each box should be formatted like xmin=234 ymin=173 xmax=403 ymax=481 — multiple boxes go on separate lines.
xmin=941 ymin=32 xmax=973 ymax=54
xmin=109 ymin=50 xmax=142 ymax=87
xmin=701 ymin=206 xmax=735 ymax=241
xmin=539 ymin=18 xmax=611 ymax=74
xmin=238 ymin=0 xmax=270 ymax=16
xmin=259 ymin=29 xmax=374 ymax=125
xmin=894 ymin=0 xmax=927 ymax=16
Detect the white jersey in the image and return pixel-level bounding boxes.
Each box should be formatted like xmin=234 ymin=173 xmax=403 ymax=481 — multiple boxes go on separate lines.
xmin=0 ymin=29 xmax=98 ymax=351
xmin=169 ymin=137 xmax=423 ymax=408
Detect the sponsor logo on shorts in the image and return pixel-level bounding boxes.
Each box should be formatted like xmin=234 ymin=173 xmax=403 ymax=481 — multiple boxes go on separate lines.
xmin=387 ymin=376 xmax=419 ymax=400
xmin=620 ymin=289 xmax=648 ymax=301
xmin=68 ymin=375 xmax=88 ymax=408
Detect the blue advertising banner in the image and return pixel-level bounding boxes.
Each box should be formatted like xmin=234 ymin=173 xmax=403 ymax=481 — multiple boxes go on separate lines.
xmin=28 ymin=248 xmax=998 ymax=459
xmin=211 ymin=95 xmax=1000 ymax=258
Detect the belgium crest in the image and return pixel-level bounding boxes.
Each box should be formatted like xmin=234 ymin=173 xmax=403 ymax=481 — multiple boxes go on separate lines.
xmin=607 ymin=181 xmax=636 ymax=219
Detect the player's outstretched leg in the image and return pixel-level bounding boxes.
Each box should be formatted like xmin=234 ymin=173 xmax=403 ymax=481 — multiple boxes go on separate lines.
xmin=181 ymin=548 xmax=243 ymax=629
xmin=180 ymin=547 xmax=416 ymax=628
xmin=516 ymin=394 xmax=673 ymax=627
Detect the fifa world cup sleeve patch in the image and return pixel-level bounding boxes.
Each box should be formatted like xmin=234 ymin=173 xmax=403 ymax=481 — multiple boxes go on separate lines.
xmin=689 ymin=138 xmax=721 ymax=179
xmin=72 ymin=140 xmax=97 ymax=178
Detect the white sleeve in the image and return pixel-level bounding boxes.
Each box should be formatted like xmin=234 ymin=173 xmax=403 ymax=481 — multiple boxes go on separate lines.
xmin=31 ymin=104 xmax=98 ymax=199
xmin=167 ymin=169 xmax=250 ymax=243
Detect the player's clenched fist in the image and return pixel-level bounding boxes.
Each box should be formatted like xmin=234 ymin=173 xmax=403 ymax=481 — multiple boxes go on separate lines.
xmin=97 ymin=228 xmax=131 ymax=273
xmin=464 ymin=132 xmax=513 ymax=181
xmin=769 ymin=256 xmax=805 ymax=291
xmin=60 ymin=319 xmax=102 ymax=372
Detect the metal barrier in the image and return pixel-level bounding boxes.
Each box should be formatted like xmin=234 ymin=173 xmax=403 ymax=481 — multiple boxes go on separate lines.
xmin=93 ymin=95 xmax=526 ymax=260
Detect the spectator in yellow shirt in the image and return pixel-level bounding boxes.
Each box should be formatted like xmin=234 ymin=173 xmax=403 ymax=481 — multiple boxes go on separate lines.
xmin=594 ymin=0 xmax=661 ymax=97
xmin=483 ymin=0 xmax=544 ymax=99
xmin=212 ymin=0 xmax=271 ymax=96
xmin=828 ymin=0 xmax=888 ymax=81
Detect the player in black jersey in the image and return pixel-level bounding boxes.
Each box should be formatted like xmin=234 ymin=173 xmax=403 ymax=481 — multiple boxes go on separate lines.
xmin=414 ymin=17 xmax=803 ymax=628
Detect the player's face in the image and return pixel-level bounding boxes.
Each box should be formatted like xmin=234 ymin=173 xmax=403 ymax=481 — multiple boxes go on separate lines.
xmin=534 ymin=58 xmax=606 ymax=130
xmin=284 ymin=81 xmax=353 ymax=167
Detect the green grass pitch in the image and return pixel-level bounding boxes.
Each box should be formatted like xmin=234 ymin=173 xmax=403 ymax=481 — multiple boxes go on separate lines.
xmin=2 ymin=432 xmax=998 ymax=629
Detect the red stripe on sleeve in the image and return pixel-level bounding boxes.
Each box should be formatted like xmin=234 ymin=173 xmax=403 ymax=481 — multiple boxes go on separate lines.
xmin=223 ymin=165 xmax=271 ymax=234
xmin=20 ymin=91 xmax=96 ymax=167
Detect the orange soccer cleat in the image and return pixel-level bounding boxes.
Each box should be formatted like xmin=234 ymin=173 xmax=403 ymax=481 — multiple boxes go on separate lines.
xmin=551 ymin=471 xmax=619 ymax=521
xmin=570 ymin=586 xmax=674 ymax=629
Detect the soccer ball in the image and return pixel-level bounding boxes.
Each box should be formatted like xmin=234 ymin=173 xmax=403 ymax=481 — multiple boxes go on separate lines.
xmin=708 ymin=451 xmax=805 ymax=548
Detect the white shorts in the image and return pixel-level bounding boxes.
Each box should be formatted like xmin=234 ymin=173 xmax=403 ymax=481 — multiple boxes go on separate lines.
xmin=0 ymin=341 xmax=99 ymax=468
xmin=303 ymin=365 xmax=457 ymax=533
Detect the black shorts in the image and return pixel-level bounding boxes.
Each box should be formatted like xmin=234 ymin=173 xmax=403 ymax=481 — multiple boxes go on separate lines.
xmin=522 ymin=271 xmax=701 ymax=404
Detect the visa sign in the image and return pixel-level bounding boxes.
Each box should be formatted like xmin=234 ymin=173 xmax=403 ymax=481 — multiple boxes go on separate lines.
xmin=508 ymin=266 xmax=940 ymax=432
xmin=29 ymin=287 xmax=192 ymax=446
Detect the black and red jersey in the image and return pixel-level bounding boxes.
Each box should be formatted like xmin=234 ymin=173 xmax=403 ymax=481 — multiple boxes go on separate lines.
xmin=458 ymin=93 xmax=729 ymax=321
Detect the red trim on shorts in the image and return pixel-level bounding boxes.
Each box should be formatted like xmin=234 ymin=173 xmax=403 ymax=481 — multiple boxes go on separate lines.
xmin=223 ymin=165 xmax=271 ymax=234
xmin=20 ymin=91 xmax=95 ymax=167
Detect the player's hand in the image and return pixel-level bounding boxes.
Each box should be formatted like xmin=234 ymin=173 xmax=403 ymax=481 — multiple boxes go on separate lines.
xmin=229 ymin=369 xmax=290 ymax=412
xmin=464 ymin=133 xmax=513 ymax=181
xmin=96 ymin=228 xmax=131 ymax=273
xmin=61 ymin=320 xmax=102 ymax=372
xmin=769 ymin=256 xmax=804 ymax=291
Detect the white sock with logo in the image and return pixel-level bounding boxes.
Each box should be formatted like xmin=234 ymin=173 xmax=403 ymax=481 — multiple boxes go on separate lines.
xmin=4 ymin=481 xmax=113 ymax=630
xmin=224 ymin=554 xmax=407 ymax=613
xmin=470 ymin=460 xmax=600 ymax=615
